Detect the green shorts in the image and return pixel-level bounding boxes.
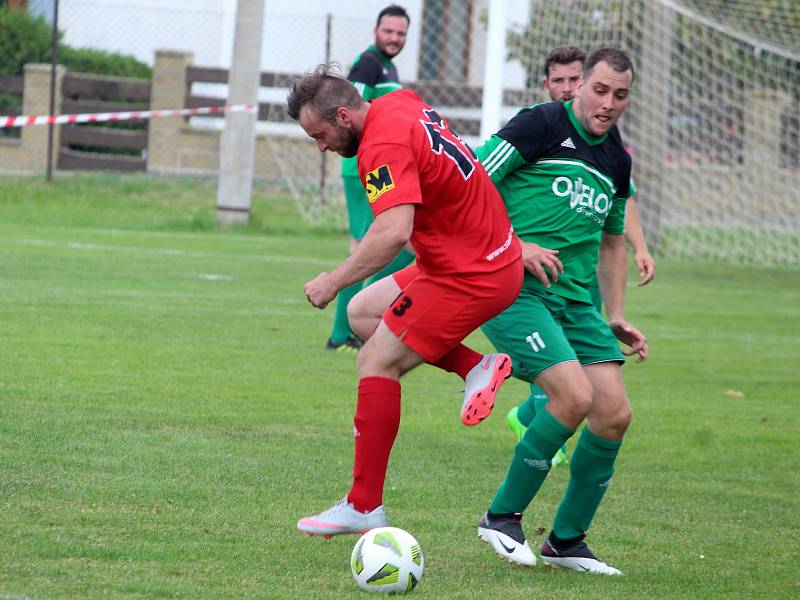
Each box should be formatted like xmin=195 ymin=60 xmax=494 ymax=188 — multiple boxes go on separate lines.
xmin=480 ymin=286 xmax=624 ymax=383
xmin=343 ymin=175 xmax=374 ymax=240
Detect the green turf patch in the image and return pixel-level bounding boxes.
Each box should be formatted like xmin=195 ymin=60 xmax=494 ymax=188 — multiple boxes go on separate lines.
xmin=0 ymin=173 xmax=798 ymax=598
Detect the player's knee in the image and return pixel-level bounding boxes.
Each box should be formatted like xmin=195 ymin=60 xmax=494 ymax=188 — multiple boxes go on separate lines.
xmin=348 ymin=295 xmax=368 ymax=337
xmin=549 ymin=377 xmax=593 ymax=423
xmin=348 ymin=294 xmax=380 ymax=341
xmin=593 ymin=397 xmax=632 ymax=440
xmin=610 ymin=403 xmax=633 ymax=437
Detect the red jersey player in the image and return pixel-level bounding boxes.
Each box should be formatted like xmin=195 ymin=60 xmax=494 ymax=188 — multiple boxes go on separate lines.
xmin=287 ymin=64 xmax=523 ymax=537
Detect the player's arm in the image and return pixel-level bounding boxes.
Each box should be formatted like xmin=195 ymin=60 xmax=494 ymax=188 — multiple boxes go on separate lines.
xmin=476 ymin=135 xmax=527 ymax=183
xmin=624 ymin=197 xmax=656 ymax=286
xmin=599 ymin=232 xmax=649 ymax=362
xmin=598 ymin=232 xmax=627 ymax=323
xmin=304 ymin=204 xmax=413 ymax=309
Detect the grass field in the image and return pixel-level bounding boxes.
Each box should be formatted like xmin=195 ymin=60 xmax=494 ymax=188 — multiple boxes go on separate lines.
xmin=0 ymin=173 xmax=798 ymax=599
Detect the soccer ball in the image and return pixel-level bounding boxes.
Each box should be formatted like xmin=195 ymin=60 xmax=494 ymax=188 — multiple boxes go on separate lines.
xmin=351 ymin=527 xmax=424 ymax=594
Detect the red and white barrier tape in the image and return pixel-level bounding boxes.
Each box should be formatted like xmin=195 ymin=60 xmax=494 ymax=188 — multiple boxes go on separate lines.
xmin=0 ymin=103 xmax=257 ymax=128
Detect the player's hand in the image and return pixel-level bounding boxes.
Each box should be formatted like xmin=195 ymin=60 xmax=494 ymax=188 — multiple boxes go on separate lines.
xmin=609 ymin=319 xmax=649 ymax=363
xmin=304 ymin=272 xmax=339 ymax=309
xmin=520 ymin=241 xmax=563 ymax=288
xmin=634 ymin=250 xmax=656 ymax=286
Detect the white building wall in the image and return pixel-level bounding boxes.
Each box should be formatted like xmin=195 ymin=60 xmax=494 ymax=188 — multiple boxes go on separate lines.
xmin=48 ymin=0 xmax=423 ymax=79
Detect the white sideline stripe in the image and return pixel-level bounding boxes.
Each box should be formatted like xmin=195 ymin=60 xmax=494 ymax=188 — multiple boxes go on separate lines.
xmin=6 ymin=238 xmax=336 ymax=267
xmin=0 ymin=282 xmax=308 ymax=304
xmin=61 ymin=300 xmax=318 ymax=317
xmin=198 ymin=273 xmax=235 ymax=281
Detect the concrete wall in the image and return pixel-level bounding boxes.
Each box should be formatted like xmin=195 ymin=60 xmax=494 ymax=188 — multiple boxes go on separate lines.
xmin=0 ymin=64 xmax=64 ymax=174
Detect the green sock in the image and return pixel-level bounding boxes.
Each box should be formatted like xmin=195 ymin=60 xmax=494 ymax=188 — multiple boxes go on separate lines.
xmin=329 ymin=281 xmax=363 ymax=345
xmin=489 ymin=408 xmax=575 ymax=515
xmin=517 ymin=384 xmax=548 ymax=427
xmin=366 ymin=248 xmax=415 ymax=286
xmin=515 ymin=385 xmax=568 ymax=456
xmin=551 ymin=427 xmax=622 ymax=539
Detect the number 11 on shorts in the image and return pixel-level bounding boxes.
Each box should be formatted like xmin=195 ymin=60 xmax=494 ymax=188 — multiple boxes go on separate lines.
xmin=526 ymin=331 xmax=546 ymax=352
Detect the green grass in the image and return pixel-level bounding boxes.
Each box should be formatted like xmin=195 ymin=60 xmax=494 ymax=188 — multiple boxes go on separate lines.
xmin=0 ymin=173 xmax=798 ymax=599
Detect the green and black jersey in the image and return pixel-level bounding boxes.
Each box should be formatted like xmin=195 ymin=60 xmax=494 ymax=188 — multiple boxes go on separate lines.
xmin=476 ymin=100 xmax=632 ymax=304
xmin=341 ymin=45 xmax=403 ymax=178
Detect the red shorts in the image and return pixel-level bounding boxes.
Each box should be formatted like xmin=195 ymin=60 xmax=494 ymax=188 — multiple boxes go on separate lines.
xmin=386 ymin=261 xmax=523 ymax=363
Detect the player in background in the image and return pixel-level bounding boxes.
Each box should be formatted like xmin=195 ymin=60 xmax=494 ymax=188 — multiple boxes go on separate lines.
xmin=287 ymin=64 xmax=524 ymax=537
xmin=505 ymin=46 xmax=656 ymax=468
xmin=326 ymin=4 xmax=416 ymax=353
xmin=475 ymin=48 xmax=648 ymax=574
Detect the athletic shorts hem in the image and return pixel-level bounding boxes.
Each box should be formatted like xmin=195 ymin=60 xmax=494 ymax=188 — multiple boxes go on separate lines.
xmin=581 ymin=358 xmax=625 ymax=367
xmin=531 ymin=359 xmax=579 ymax=383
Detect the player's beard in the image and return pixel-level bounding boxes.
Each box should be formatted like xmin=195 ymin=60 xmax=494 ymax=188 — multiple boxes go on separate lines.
xmin=376 ymin=38 xmax=404 ymax=58
xmin=334 ymin=122 xmax=359 ymax=158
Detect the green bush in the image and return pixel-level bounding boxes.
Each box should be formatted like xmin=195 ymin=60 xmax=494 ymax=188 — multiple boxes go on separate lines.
xmin=0 ymin=7 xmax=151 ymax=79
xmin=59 ymin=45 xmax=151 ymax=79
xmin=0 ymin=7 xmax=52 ymax=75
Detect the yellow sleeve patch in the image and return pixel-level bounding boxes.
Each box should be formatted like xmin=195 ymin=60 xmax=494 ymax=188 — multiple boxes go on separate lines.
xmin=364 ymin=164 xmax=395 ymax=203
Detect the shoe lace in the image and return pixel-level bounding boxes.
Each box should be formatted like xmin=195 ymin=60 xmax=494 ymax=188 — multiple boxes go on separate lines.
xmin=319 ymin=497 xmax=351 ymax=518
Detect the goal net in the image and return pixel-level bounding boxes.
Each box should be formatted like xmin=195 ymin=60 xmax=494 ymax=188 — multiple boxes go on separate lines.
xmin=507 ymin=0 xmax=800 ymax=268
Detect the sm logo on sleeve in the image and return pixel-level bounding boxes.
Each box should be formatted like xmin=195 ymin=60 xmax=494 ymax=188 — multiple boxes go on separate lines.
xmin=365 ymin=164 xmax=395 ymax=203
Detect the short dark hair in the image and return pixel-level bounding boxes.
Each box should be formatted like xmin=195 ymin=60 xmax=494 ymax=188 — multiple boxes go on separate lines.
xmin=287 ymin=63 xmax=364 ymax=123
xmin=584 ymin=47 xmax=635 ymax=81
xmin=543 ymin=45 xmax=586 ymax=77
xmin=377 ymin=4 xmax=410 ymax=27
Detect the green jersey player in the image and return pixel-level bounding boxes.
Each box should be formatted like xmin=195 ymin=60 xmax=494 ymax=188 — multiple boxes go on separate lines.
xmin=506 ymin=46 xmax=657 ymax=466
xmin=326 ymin=4 xmax=416 ymax=353
xmin=475 ymin=48 xmax=649 ymax=575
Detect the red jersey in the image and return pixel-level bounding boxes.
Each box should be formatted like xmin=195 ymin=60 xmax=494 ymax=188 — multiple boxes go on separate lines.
xmin=357 ymin=89 xmax=520 ymax=276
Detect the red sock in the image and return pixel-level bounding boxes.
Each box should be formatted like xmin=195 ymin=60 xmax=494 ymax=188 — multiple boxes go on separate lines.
xmin=347 ymin=376 xmax=401 ymax=512
xmin=433 ymin=344 xmax=482 ymax=380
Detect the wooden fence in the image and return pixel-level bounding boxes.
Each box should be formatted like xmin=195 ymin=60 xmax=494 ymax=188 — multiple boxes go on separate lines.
xmin=0 ymin=64 xmax=542 ymax=173
xmin=184 ymin=66 xmax=540 ymax=137
xmin=58 ymin=73 xmax=151 ymax=172
xmin=0 ymin=74 xmax=23 ymax=138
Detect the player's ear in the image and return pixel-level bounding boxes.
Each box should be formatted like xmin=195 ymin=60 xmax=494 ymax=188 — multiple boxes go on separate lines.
xmin=335 ymin=106 xmax=351 ymax=126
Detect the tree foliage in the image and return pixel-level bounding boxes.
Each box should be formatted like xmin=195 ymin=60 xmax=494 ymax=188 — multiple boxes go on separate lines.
xmin=0 ymin=7 xmax=151 ymax=78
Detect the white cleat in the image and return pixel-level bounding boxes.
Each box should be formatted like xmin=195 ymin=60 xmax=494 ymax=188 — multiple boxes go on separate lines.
xmin=461 ymin=353 xmax=512 ymax=426
xmin=297 ymin=497 xmax=388 ymax=539
xmin=477 ymin=512 xmax=537 ymax=567
xmin=540 ymin=537 xmax=622 ymax=575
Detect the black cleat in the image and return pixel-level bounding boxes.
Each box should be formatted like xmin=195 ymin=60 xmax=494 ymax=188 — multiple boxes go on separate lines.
xmin=477 ymin=512 xmax=537 ymax=566
xmin=325 ymin=336 xmax=363 ymax=353
xmin=540 ymin=534 xmax=622 ymax=575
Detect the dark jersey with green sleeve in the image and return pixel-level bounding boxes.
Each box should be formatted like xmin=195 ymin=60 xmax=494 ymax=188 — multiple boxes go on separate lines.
xmin=476 ymin=99 xmax=631 ymax=303
xmin=341 ymin=45 xmax=403 ymax=177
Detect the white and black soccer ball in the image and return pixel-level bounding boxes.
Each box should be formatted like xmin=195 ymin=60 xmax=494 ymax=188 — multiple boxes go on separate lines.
xmin=350 ymin=527 xmax=424 ymax=594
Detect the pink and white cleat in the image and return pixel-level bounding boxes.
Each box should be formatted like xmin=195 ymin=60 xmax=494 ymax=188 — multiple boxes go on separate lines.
xmin=297 ymin=497 xmax=388 ymax=539
xmin=460 ymin=353 xmax=512 ymax=426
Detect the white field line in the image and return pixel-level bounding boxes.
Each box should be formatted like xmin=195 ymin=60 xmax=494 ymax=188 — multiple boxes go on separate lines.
xmin=4 ymin=237 xmax=337 ymax=268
